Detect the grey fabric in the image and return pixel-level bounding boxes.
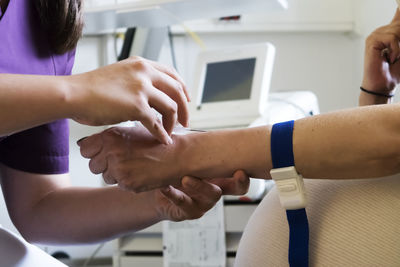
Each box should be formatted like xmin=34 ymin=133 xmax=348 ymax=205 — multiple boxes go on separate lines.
xmin=235 ymin=175 xmax=400 ymax=267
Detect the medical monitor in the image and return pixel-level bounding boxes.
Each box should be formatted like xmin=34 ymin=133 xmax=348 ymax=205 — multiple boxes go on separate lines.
xmin=189 ymin=43 xmax=275 ymax=129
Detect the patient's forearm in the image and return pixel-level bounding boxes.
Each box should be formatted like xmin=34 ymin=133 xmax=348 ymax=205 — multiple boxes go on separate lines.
xmin=180 ymin=104 xmax=400 ymax=180
xmin=181 ymin=126 xmax=271 ymax=179
xmin=294 ymin=104 xmax=400 ymax=179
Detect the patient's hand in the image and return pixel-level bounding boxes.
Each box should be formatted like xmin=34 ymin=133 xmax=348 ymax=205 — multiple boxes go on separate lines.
xmin=362 ymin=10 xmax=400 ymax=94
xmin=155 ymin=170 xmax=249 ymax=221
xmin=79 ymin=126 xmax=190 ymax=192
xmin=78 ymin=124 xmax=266 ymax=192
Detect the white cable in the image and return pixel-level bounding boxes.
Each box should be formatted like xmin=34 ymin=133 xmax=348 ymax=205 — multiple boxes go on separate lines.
xmin=82 ymin=243 xmax=105 ymax=267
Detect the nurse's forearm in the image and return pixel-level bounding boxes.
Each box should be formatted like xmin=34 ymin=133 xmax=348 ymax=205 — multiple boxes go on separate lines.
xmin=180 ymin=104 xmax=400 ymax=180
xmin=20 ymin=186 xmax=161 ymax=244
xmin=0 ymin=74 xmax=70 ymax=136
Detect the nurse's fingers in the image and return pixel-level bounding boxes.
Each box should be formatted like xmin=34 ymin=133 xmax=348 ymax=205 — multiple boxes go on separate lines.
xmin=147 ymin=59 xmax=191 ymax=102
xmin=78 ymin=134 xmax=103 ymax=158
xmin=150 ymin=68 xmax=189 ymax=128
xmin=138 ymin=104 xmax=172 ymax=145
xmin=148 ymin=88 xmax=178 ymax=136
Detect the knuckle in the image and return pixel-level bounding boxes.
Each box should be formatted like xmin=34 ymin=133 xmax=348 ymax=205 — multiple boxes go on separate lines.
xmin=132 ymin=99 xmax=148 ymax=119
xmin=133 ymin=59 xmax=149 ymax=71
xmin=159 ymin=63 xmax=175 ymax=75
xmin=166 ymin=102 xmax=178 ymax=115
xmin=175 ymin=82 xmax=184 ymax=93
xmin=166 ymin=65 xmax=176 ymax=73
xmin=135 ymin=78 xmax=149 ymax=90
xmin=171 ymin=82 xmax=185 ymax=98
xmin=102 ymin=127 xmax=120 ymax=141
xmin=107 ymin=150 xmax=123 ymax=162
xmin=129 ymin=55 xmax=142 ymax=61
xmin=141 ymin=113 xmax=160 ymax=130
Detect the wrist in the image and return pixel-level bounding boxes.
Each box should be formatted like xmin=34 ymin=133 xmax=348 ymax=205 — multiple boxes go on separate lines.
xmin=174 ymin=133 xmax=204 ymax=176
xmin=62 ymin=74 xmax=88 ymax=119
xmin=361 ymin=79 xmax=396 ymax=95
xmin=177 ymin=127 xmax=271 ymax=179
xmin=50 ymin=75 xmax=76 ymax=119
xmin=360 ymin=86 xmax=395 ymax=98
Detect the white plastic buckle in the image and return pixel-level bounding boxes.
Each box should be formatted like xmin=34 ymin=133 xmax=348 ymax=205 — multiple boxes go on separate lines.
xmin=270 ymin=166 xmax=307 ymax=210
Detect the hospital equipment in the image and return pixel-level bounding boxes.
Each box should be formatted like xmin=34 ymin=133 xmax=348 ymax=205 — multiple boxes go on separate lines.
xmin=189 ymin=43 xmax=275 ymax=129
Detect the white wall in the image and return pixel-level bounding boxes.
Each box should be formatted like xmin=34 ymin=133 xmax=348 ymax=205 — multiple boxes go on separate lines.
xmin=172 ymin=32 xmax=360 ymax=112
xmin=171 ymin=0 xmax=398 ymax=113
xmin=1 ymin=0 xmax=399 ymax=261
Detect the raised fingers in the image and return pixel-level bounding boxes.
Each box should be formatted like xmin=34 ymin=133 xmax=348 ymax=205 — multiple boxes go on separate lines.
xmin=146 ymin=59 xmax=190 ymax=102
xmin=148 ymin=88 xmax=178 ymax=136
xmin=138 ymin=103 xmax=172 ymax=145
xmin=150 ymin=68 xmax=189 ymax=127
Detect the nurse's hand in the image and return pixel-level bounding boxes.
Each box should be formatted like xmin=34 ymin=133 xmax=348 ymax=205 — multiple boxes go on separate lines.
xmin=67 ymin=56 xmax=190 ymax=145
xmin=362 ymin=9 xmax=400 ymax=95
xmin=155 ymin=171 xmax=249 ymax=221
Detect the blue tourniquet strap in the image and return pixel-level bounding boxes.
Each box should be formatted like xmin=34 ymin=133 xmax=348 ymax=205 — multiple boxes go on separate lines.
xmin=271 ymin=120 xmax=309 ymax=267
xmin=286 ymin=209 xmax=309 ymax=267
xmin=271 ymin=120 xmax=295 ymax=168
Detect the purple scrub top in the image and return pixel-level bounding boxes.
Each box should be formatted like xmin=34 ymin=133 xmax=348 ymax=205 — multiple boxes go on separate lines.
xmin=0 ymin=0 xmax=75 ymax=174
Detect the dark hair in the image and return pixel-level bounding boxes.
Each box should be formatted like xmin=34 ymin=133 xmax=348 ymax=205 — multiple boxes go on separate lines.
xmin=34 ymin=0 xmax=84 ymax=54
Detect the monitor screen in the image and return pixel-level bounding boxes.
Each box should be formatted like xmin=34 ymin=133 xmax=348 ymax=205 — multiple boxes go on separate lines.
xmin=201 ymin=58 xmax=256 ymax=104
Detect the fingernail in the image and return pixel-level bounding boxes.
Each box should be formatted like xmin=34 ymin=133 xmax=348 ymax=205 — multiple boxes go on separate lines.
xmin=167 ymin=136 xmax=174 ymax=145
xmin=77 ymin=137 xmax=88 ymax=146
